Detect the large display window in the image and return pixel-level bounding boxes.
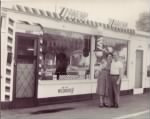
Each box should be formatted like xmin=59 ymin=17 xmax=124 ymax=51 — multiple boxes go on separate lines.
xmin=94 ymin=37 xmax=128 ymax=79
xmin=147 ymin=51 xmax=150 ymax=77
xmin=40 ymin=31 xmax=91 ymax=80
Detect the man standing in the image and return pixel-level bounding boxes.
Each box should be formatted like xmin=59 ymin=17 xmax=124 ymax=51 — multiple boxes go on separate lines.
xmin=110 ymin=51 xmax=124 ymax=108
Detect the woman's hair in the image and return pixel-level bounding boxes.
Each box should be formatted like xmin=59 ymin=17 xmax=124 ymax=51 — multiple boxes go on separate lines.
xmin=113 ymin=51 xmax=119 ymax=56
xmin=100 ymin=52 xmax=107 ymax=61
xmin=107 ymin=52 xmax=113 ymax=57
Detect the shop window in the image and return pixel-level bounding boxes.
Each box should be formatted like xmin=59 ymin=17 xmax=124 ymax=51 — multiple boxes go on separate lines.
xmin=147 ymin=65 xmax=150 ymax=77
xmin=94 ymin=37 xmax=128 ymax=79
xmin=17 ymin=36 xmax=35 ymax=56
xmin=40 ymin=32 xmax=91 ymax=80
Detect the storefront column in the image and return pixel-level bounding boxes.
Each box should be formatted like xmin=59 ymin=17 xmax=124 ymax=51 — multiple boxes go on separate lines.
xmin=90 ymin=36 xmax=95 ymax=80
xmin=38 ymin=36 xmax=44 ymax=80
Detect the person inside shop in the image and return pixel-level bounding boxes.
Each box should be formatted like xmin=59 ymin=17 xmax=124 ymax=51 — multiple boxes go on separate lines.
xmin=79 ymin=48 xmax=90 ymax=79
xmin=109 ymin=51 xmax=124 ymax=108
xmin=55 ymin=52 xmax=69 ymax=80
xmin=79 ymin=48 xmax=90 ymax=67
xmin=96 ymin=53 xmax=113 ymax=107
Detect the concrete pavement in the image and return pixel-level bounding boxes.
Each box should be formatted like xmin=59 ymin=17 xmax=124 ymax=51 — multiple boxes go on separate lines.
xmin=1 ymin=93 xmax=150 ymax=119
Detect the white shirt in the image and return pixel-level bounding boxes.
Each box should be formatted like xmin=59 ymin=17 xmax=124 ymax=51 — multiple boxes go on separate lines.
xmin=110 ymin=60 xmax=123 ymax=75
xmin=79 ymin=55 xmax=90 ymax=66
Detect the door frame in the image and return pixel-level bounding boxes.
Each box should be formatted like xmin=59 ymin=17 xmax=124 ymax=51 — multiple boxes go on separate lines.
xmin=133 ymin=49 xmax=144 ymax=94
xmin=13 ymin=32 xmax=39 ymax=107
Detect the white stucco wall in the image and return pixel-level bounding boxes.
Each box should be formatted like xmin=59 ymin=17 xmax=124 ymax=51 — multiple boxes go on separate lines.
xmin=1 ymin=8 xmax=150 ymax=101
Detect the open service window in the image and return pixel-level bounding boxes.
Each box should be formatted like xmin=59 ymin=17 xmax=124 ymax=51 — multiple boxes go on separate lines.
xmin=40 ymin=31 xmax=91 ymax=80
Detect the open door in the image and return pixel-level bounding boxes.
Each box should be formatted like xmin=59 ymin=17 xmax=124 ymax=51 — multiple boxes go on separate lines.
xmin=13 ymin=33 xmax=38 ymax=108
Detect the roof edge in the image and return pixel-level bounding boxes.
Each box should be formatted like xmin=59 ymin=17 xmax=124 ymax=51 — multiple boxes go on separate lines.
xmin=1 ymin=6 xmax=136 ymax=35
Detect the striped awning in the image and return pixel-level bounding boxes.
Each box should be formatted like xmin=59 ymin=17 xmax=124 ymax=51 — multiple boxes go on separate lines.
xmin=12 ymin=4 xmax=135 ymax=34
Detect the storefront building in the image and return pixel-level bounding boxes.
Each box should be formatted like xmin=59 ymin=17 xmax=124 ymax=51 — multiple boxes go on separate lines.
xmin=1 ymin=5 xmax=150 ymax=109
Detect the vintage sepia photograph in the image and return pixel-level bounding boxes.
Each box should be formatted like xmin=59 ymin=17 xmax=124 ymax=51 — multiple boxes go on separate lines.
xmin=0 ymin=0 xmax=150 ymax=119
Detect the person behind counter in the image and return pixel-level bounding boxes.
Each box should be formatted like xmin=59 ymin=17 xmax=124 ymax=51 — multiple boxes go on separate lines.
xmin=55 ymin=52 xmax=69 ymax=80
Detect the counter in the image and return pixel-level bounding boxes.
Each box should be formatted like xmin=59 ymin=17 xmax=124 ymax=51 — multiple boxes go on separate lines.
xmin=37 ymin=78 xmax=130 ymax=98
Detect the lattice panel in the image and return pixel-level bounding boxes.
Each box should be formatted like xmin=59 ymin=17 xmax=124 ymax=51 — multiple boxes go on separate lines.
xmin=3 ymin=16 xmax=16 ymax=101
xmin=16 ymin=63 xmax=35 ymax=98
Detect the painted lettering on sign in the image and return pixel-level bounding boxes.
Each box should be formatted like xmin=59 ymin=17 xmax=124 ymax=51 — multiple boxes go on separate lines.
xmin=108 ymin=18 xmax=128 ymax=28
xmin=58 ymin=86 xmax=74 ymax=94
xmin=58 ymin=7 xmax=88 ymax=20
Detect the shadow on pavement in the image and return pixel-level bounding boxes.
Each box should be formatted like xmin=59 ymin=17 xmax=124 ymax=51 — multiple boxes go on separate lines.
xmin=31 ymin=107 xmax=75 ymax=114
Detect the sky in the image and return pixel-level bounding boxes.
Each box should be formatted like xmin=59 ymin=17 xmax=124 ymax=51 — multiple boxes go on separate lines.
xmin=1 ymin=0 xmax=150 ymax=29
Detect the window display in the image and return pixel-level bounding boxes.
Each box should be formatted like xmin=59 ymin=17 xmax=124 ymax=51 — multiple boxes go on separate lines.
xmin=94 ymin=37 xmax=128 ymax=79
xmin=40 ymin=32 xmax=91 ymax=80
xmin=147 ymin=52 xmax=150 ymax=77
xmin=147 ymin=65 xmax=150 ymax=77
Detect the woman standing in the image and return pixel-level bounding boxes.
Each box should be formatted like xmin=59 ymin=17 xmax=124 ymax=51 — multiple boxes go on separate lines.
xmin=96 ymin=53 xmax=112 ymax=107
xmin=104 ymin=53 xmax=113 ymax=107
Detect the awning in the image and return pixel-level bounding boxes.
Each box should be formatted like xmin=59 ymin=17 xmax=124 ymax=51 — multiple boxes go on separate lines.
xmin=12 ymin=4 xmax=135 ymax=34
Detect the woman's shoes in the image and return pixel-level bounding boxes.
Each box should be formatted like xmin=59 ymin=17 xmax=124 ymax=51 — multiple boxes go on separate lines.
xmin=104 ymin=104 xmax=110 ymax=107
xmin=114 ymin=104 xmax=119 ymax=108
xmin=99 ymin=103 xmax=110 ymax=108
xmin=110 ymin=104 xmax=119 ymax=108
xmin=99 ymin=104 xmax=104 ymax=108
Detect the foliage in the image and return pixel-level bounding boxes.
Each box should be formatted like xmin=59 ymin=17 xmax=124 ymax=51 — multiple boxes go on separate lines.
xmin=136 ymin=12 xmax=150 ymax=32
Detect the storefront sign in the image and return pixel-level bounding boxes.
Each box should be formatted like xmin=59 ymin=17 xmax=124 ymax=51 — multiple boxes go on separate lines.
xmin=58 ymin=86 xmax=74 ymax=94
xmin=58 ymin=7 xmax=88 ymax=20
xmin=108 ymin=18 xmax=128 ymax=28
xmin=38 ymin=82 xmax=92 ymax=98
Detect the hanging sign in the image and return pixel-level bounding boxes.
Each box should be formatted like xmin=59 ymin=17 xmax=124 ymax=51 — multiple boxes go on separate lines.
xmin=95 ymin=37 xmax=104 ymax=51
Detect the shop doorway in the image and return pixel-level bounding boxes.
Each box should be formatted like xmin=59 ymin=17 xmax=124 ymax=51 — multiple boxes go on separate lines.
xmin=134 ymin=50 xmax=144 ymax=94
xmin=14 ymin=33 xmax=38 ymax=108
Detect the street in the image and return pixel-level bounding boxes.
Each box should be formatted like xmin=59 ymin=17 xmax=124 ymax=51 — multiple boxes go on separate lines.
xmin=1 ymin=93 xmax=150 ymax=119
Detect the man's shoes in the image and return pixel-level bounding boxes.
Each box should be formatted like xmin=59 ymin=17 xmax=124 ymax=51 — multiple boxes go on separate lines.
xmin=99 ymin=105 xmax=104 ymax=108
xmin=104 ymin=104 xmax=110 ymax=107
xmin=114 ymin=104 xmax=119 ymax=108
xmin=99 ymin=104 xmax=104 ymax=108
xmin=110 ymin=104 xmax=119 ymax=108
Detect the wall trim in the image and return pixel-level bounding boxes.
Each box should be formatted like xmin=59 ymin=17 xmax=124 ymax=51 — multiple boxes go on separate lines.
xmin=2 ymin=89 xmax=149 ymax=110
xmin=144 ymin=88 xmax=150 ymax=93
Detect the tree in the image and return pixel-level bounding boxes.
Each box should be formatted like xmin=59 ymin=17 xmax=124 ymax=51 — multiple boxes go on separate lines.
xmin=136 ymin=12 xmax=150 ymax=32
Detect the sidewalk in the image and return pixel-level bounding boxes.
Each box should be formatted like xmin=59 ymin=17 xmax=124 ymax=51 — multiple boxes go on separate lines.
xmin=1 ymin=93 xmax=150 ymax=119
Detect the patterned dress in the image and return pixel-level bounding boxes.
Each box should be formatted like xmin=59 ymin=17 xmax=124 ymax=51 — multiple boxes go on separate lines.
xmin=96 ymin=69 xmax=109 ymax=96
xmin=96 ymin=60 xmax=111 ymax=105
